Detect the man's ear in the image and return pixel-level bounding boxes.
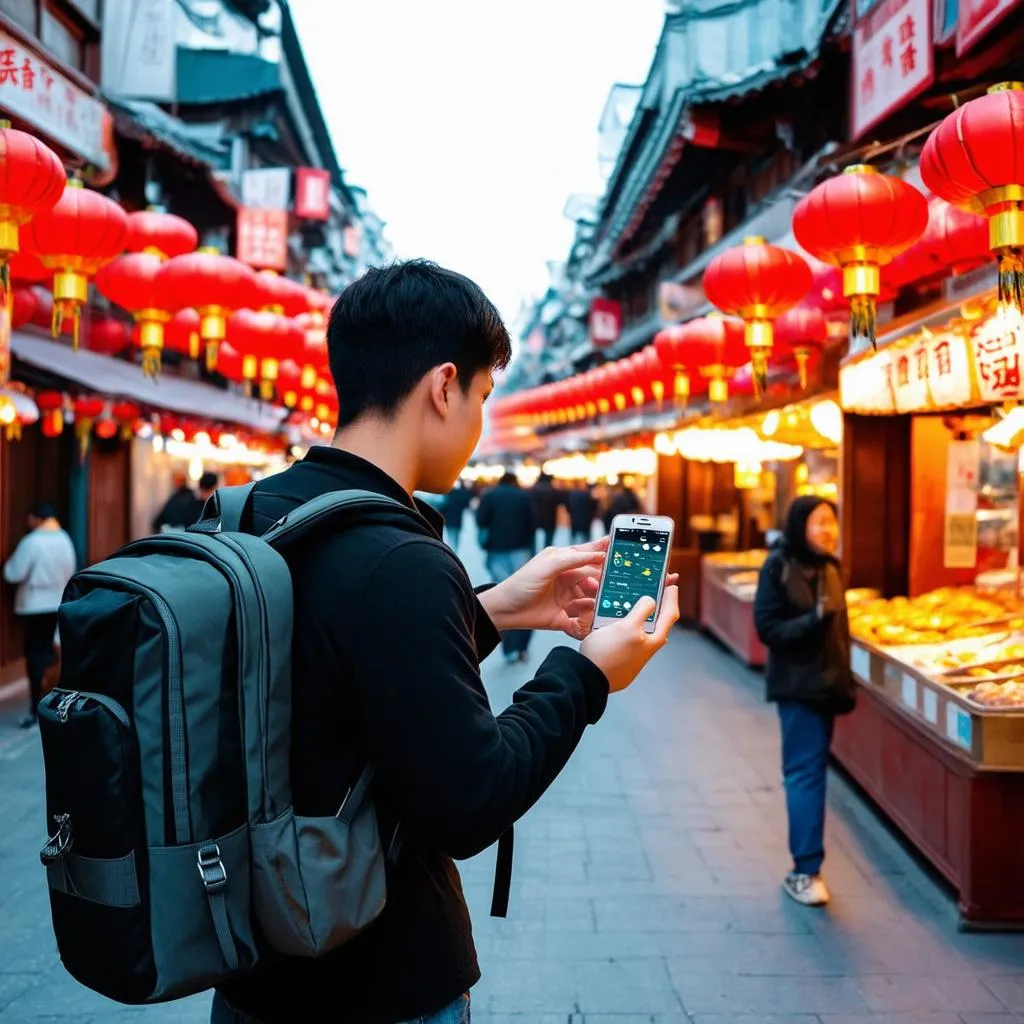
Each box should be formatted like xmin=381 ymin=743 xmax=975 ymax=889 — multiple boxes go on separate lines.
xmin=428 ymin=362 xmax=459 ymax=417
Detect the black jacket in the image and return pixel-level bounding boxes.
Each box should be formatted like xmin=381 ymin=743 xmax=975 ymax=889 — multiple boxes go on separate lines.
xmin=441 ymin=487 xmax=473 ymax=527
xmin=152 ymin=487 xmax=202 ymax=531
xmin=603 ymin=489 xmax=642 ymax=532
xmin=566 ymin=489 xmax=598 ymax=534
xmin=476 ymin=481 xmax=536 ymax=553
xmin=531 ymin=481 xmax=563 ymax=533
xmin=753 ymin=546 xmax=856 ymax=714
xmin=216 ymin=447 xmax=608 ymax=1024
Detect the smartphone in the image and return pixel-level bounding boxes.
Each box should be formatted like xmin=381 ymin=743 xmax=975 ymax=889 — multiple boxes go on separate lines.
xmin=592 ymin=514 xmax=675 ymax=634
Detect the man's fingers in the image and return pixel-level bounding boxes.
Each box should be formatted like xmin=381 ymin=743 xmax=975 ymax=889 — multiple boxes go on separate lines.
xmin=571 ymin=535 xmax=610 ymax=553
xmin=545 ymin=548 xmax=606 ymax=575
xmin=624 ymin=596 xmax=657 ymax=627
xmin=651 ymin=585 xmax=681 ymax=644
xmin=564 ymin=597 xmax=596 ymax=618
xmin=666 ymin=572 xmax=679 ymax=587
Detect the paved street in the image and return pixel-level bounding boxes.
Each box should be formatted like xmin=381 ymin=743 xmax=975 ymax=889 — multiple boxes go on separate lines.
xmin=3 ymin=534 xmax=1024 ymax=1021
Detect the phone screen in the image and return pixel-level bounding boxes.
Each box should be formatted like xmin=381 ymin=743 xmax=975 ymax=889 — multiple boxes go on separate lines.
xmin=598 ymin=527 xmax=671 ymax=623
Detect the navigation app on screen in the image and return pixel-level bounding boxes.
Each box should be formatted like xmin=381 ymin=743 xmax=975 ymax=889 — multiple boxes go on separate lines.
xmin=598 ymin=527 xmax=671 ymax=622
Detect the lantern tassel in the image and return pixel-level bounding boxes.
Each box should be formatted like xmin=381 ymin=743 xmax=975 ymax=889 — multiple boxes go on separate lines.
xmin=751 ymin=348 xmax=769 ymax=398
xmin=0 ymin=259 xmax=9 ymax=308
xmin=673 ymin=371 xmax=690 ymax=409
xmin=5 ymin=417 xmax=20 ymax=441
xmin=205 ymin=340 xmax=219 ymax=373
xmin=997 ymin=250 xmax=1024 ymax=314
xmin=260 ymin=379 xmax=275 ymax=402
xmin=142 ymin=347 xmax=162 ymax=378
xmin=76 ymin=422 xmax=91 ymax=463
xmin=795 ymin=349 xmax=809 ymax=390
xmin=849 ymin=295 xmax=877 ymax=350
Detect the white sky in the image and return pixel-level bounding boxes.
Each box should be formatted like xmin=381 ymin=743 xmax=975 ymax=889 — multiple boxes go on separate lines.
xmin=290 ymin=1 xmax=665 ymax=335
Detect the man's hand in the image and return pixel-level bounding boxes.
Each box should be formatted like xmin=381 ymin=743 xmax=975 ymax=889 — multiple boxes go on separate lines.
xmin=478 ymin=539 xmax=608 ymax=640
xmin=579 ymin=586 xmax=680 ymax=692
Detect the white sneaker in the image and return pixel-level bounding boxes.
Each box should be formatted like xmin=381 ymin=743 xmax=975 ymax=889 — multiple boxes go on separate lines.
xmin=783 ymin=872 xmax=830 ymax=906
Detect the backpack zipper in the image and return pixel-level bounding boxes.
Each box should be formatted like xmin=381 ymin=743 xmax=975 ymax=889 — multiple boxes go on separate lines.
xmin=55 ymin=690 xmax=79 ymax=723
xmin=76 ymin=572 xmax=189 ymax=845
xmin=51 ymin=688 xmax=130 ymax=728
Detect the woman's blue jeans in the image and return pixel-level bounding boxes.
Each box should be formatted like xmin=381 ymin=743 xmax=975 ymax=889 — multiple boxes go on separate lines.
xmin=777 ymin=700 xmax=834 ymax=877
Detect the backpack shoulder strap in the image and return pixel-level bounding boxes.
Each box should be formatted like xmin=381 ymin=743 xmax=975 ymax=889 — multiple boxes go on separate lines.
xmin=194 ymin=483 xmax=256 ymax=534
xmin=261 ymin=488 xmax=432 ymax=550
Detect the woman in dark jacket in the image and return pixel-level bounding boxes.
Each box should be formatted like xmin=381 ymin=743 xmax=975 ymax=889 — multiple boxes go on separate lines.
xmin=753 ymin=496 xmax=855 ymax=908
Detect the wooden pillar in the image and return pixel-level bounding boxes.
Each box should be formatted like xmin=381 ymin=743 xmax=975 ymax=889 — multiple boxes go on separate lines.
xmin=841 ymin=413 xmax=910 ymax=596
xmin=656 ymin=453 xmax=684 ymax=535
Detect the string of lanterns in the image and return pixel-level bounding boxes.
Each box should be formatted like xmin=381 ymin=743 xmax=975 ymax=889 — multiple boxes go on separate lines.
xmin=493 ymin=83 xmax=1024 ymax=438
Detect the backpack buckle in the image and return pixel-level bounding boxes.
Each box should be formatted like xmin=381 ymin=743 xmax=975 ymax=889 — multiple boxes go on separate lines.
xmin=197 ymin=843 xmax=227 ymax=893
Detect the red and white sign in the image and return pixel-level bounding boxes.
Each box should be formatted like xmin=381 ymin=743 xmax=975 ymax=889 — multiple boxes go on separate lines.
xmin=0 ymin=28 xmax=108 ymax=168
xmin=236 ymin=207 xmax=288 ymax=271
xmin=295 ymin=168 xmax=331 ymax=221
xmin=957 ymin=0 xmax=1022 ymax=53
xmin=970 ymin=314 xmax=1024 ymax=402
xmin=851 ymin=0 xmax=934 ymax=139
xmin=589 ymin=297 xmax=622 ymax=348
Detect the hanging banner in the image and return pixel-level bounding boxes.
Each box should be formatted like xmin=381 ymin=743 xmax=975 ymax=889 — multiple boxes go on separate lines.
xmin=241 ymin=168 xmax=291 ymax=212
xmin=0 ymin=28 xmax=109 ymax=168
xmin=944 ymin=439 xmax=980 ymax=568
xmin=957 ymin=0 xmax=1022 ymax=54
xmin=839 ymin=348 xmax=897 ymax=413
xmin=969 ymin=313 xmax=1024 ymax=403
xmin=851 ymin=0 xmax=935 ymax=139
xmin=236 ymin=208 xmax=288 ymax=271
xmin=295 ymin=168 xmax=332 ymax=221
xmin=589 ymin=297 xmax=622 ymax=348
xmin=101 ymin=0 xmax=176 ymax=102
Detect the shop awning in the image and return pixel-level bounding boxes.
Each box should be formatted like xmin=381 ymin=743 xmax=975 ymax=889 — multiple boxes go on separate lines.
xmin=12 ymin=333 xmax=286 ymax=434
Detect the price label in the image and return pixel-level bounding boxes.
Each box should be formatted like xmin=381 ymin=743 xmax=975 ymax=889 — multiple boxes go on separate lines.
xmin=946 ymin=703 xmax=973 ymax=751
xmin=901 ymin=674 xmax=918 ymax=711
xmin=922 ymin=688 xmax=938 ymax=725
xmin=851 ymin=644 xmax=871 ymax=681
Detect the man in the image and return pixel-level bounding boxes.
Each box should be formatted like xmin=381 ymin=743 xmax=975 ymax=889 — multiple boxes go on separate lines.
xmin=476 ymin=470 xmax=537 ymax=665
xmin=530 ymin=471 xmax=563 ymax=548
xmin=2 ymin=503 xmax=76 ymax=727
xmin=566 ymin=482 xmax=599 ymax=545
xmin=603 ymin=481 xmax=643 ymax=532
xmin=440 ymin=480 xmax=474 ymax=552
xmin=197 ymin=470 xmax=220 ymax=504
xmin=152 ymin=473 xmax=202 ymax=533
xmin=213 ymin=261 xmax=679 ymax=1024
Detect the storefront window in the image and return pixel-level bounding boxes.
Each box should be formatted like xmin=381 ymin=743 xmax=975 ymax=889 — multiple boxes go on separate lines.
xmin=976 ymin=441 xmax=1019 ymax=582
xmin=0 ymin=0 xmax=37 ymax=33
xmin=41 ymin=4 xmax=82 ymax=70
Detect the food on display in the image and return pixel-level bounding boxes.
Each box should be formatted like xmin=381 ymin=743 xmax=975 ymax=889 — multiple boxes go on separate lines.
xmin=966 ymin=680 xmax=1024 ymax=708
xmin=848 ymin=587 xmax=1024 ymax=646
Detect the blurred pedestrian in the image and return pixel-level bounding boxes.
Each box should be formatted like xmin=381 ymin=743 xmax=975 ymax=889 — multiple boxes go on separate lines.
xmin=441 ymin=479 xmax=474 ymax=551
xmin=531 ymin=471 xmax=563 ymax=548
xmin=152 ymin=472 xmax=202 ymax=533
xmin=603 ymin=481 xmax=642 ymax=531
xmin=3 ymin=502 xmax=76 ymax=728
xmin=476 ymin=470 xmax=536 ymax=664
xmin=197 ymin=470 xmax=220 ymax=505
xmin=753 ymin=496 xmax=855 ymax=908
xmin=566 ymin=482 xmax=599 ymax=544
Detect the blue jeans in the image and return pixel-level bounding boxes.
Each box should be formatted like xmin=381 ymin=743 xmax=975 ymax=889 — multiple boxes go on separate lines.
xmin=777 ymin=700 xmax=834 ymax=876
xmin=486 ymin=549 xmax=533 ymax=658
xmin=210 ymin=992 xmax=470 ymax=1023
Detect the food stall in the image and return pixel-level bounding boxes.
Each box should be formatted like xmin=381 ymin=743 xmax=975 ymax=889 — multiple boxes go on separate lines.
xmin=837 ymin=292 xmax=1024 ymax=928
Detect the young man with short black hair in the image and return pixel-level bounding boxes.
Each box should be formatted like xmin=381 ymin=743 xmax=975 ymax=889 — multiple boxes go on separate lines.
xmin=213 ymin=260 xmax=678 ymax=1024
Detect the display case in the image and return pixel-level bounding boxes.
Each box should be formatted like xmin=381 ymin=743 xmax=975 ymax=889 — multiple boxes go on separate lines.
xmin=699 ymin=551 xmax=767 ymax=667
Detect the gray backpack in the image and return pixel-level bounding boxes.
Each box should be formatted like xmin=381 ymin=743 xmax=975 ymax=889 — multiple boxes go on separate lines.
xmin=37 ymin=486 xmax=419 ymax=1004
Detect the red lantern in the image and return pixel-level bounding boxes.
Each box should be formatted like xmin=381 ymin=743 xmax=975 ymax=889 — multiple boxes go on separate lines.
xmin=214 ymin=342 xmax=247 ymax=386
xmin=95 ymin=252 xmax=178 ymax=375
xmin=125 ymin=209 xmax=198 ymax=259
xmin=295 ymin=310 xmax=329 ymax=389
xmin=23 ymin=180 xmax=129 ymax=347
xmin=773 ymin=305 xmax=828 ymax=389
xmin=94 ymin=416 xmax=118 ymax=441
xmin=678 ymin=314 xmax=748 ymax=404
xmin=11 ymin=286 xmax=39 ymax=329
xmin=36 ymin=390 xmax=65 ymax=437
xmin=72 ymin=395 xmax=105 ymax=459
xmin=157 ymin=250 xmax=258 ymax=370
xmin=111 ymin=400 xmax=141 ymax=440
xmin=887 ymin=196 xmax=990 ymax=289
xmin=9 ymin=249 xmax=50 ymax=284
xmin=703 ymin=236 xmax=811 ymax=393
xmin=86 ymin=314 xmax=129 ymax=356
xmin=793 ymin=165 xmax=927 ymax=348
xmin=165 ymin=308 xmax=202 ymax=361
xmin=226 ymin=308 xmax=305 ymax=400
xmin=920 ymin=83 xmax=1024 ymax=313
xmin=653 ymin=325 xmax=692 ymax=405
xmin=0 ymin=387 xmax=38 ymax=441
xmin=0 ymin=123 xmax=65 ymax=294
xmin=256 ymin=271 xmax=311 ymax=317
xmin=277 ymin=359 xmax=303 ymax=408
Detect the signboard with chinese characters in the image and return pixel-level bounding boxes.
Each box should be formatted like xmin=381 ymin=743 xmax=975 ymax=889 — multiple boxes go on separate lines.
xmin=944 ymin=439 xmax=980 ymax=568
xmin=957 ymin=0 xmax=1021 ymax=54
xmin=236 ymin=208 xmax=288 ymax=271
xmin=839 ymin=350 xmax=897 ymax=414
xmin=589 ymin=297 xmax=622 ymax=348
xmin=295 ymin=168 xmax=331 ymax=221
xmin=101 ymin=0 xmax=176 ymax=102
xmin=969 ymin=313 xmax=1024 ymax=403
xmin=0 ymin=28 xmax=108 ymax=167
xmin=852 ymin=0 xmax=935 ymax=139
xmin=241 ymin=168 xmax=291 ymax=212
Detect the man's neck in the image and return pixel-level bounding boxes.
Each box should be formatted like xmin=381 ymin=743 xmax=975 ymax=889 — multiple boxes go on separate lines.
xmin=332 ymin=418 xmax=420 ymax=496
xmin=37 ymin=519 xmax=60 ymax=531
